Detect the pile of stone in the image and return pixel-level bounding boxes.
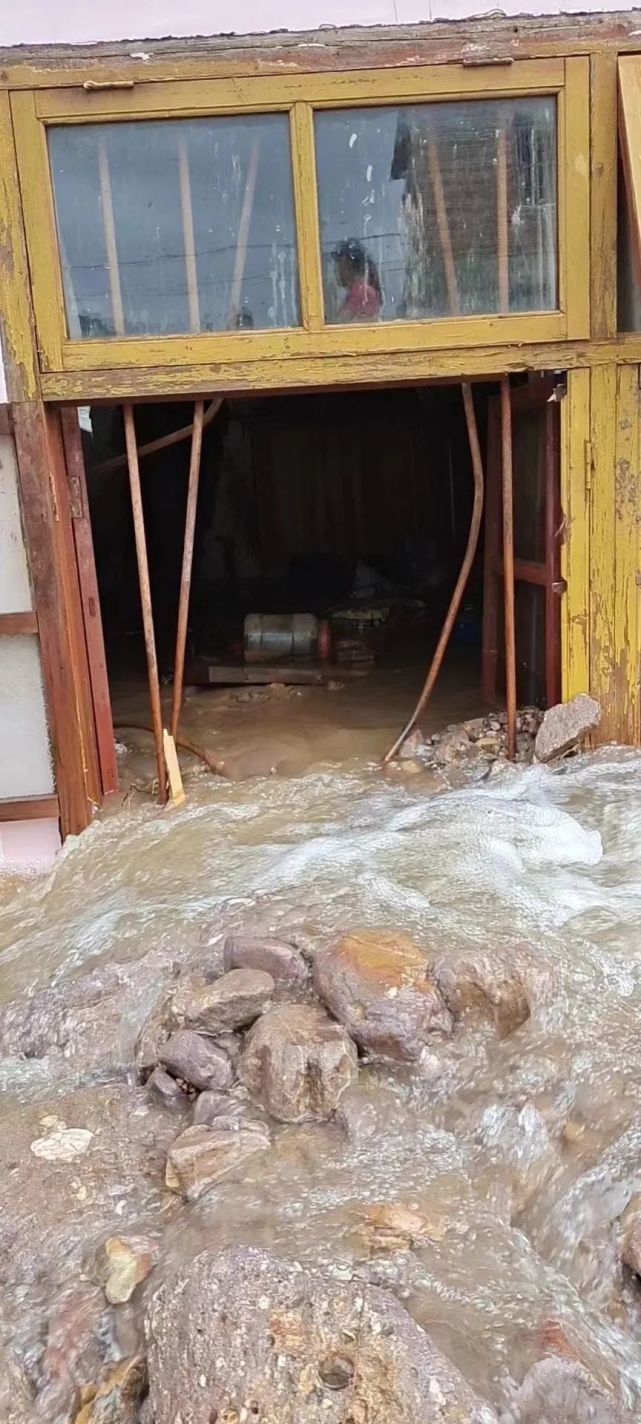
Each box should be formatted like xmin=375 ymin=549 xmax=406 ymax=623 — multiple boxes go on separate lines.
xmin=135 ymin=925 xmax=557 ymax=1206
xmin=399 ymin=693 xmax=602 ymax=772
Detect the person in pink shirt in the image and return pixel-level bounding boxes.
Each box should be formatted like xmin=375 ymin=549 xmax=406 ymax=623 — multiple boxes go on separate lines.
xmin=331 ymin=239 xmax=383 ymax=321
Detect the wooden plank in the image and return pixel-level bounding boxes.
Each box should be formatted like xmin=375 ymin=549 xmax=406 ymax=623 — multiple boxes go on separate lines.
xmin=0 ymin=404 xmax=13 ymax=435
xmin=12 ymin=401 xmax=100 ymax=835
xmin=60 ymin=407 xmax=119 ymax=796
xmin=561 ymin=367 xmax=590 ymax=701
xmin=563 ymin=57 xmax=591 ymax=339
xmin=0 ymin=611 xmax=38 ymax=634
xmin=589 ymin=362 xmax=618 ymax=739
xmin=590 ymin=51 xmax=618 ymax=340
xmin=619 ymin=56 xmax=641 ymax=296
xmin=3 ymin=17 xmax=641 ymax=92
xmin=9 ymin=89 xmax=65 ymax=372
xmin=32 ymin=59 xmax=564 ymax=120
xmin=0 ymin=92 xmax=39 ymax=400
xmin=0 ymin=794 xmax=59 ymax=822
xmin=614 ymin=363 xmax=641 ymax=741
xmin=290 ymin=104 xmax=324 ymax=332
xmin=163 ymin=730 xmax=186 ymax=807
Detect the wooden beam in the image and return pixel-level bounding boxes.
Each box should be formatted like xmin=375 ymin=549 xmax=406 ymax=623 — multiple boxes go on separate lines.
xmin=0 ymin=610 xmax=37 ymax=634
xmin=590 ymin=51 xmax=618 ymax=339
xmin=0 ymin=92 xmax=39 ymax=401
xmin=0 ymin=404 xmax=13 ymax=436
xmin=0 ymin=794 xmax=59 ymax=822
xmin=12 ymin=400 xmax=100 ymax=835
xmin=60 ymin=407 xmax=118 ymax=796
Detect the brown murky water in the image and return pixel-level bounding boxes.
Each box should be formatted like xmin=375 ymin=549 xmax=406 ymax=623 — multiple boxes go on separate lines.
xmin=1 ymin=678 xmax=641 ymax=1415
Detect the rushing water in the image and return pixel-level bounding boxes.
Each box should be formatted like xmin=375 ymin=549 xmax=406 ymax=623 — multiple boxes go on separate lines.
xmin=2 ymin=745 xmax=641 ymax=1415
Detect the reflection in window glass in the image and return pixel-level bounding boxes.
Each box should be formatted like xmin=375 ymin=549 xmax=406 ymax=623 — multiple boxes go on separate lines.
xmin=48 ymin=116 xmax=300 ymax=338
xmin=315 ymin=98 xmax=557 ymax=324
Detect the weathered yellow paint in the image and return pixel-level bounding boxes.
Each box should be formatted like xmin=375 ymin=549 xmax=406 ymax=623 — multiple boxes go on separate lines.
xmin=10 ymin=89 xmax=65 ymax=371
xmin=589 ymin=363 xmax=618 ymax=740
xmin=561 ymin=368 xmax=591 ymax=701
xmin=0 ymin=91 xmax=39 ymax=400
xmin=590 ymin=51 xmax=618 ymax=340
xmin=32 ymin=59 xmax=564 ymax=120
xmin=562 ymin=57 xmax=591 ymax=339
xmin=613 ymin=364 xmax=641 ymax=741
xmin=10 ymin=56 xmax=585 ymax=380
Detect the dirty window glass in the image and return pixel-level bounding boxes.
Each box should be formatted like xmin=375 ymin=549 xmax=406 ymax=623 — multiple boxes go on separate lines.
xmin=315 ymin=98 xmax=557 ymax=324
xmin=48 ymin=116 xmax=300 ymax=339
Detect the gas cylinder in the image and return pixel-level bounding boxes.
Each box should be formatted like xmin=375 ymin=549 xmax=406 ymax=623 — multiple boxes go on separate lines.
xmin=244 ymin=613 xmax=318 ymax=663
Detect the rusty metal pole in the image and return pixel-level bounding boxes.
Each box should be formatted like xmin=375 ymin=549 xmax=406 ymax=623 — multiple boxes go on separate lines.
xmin=500 ymin=376 xmax=517 ymax=760
xmin=123 ymin=405 xmax=167 ymax=802
xmin=170 ymin=399 xmax=205 ymax=741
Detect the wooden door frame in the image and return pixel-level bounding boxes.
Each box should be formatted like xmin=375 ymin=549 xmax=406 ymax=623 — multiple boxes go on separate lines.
xmin=482 ymin=376 xmax=562 ymax=708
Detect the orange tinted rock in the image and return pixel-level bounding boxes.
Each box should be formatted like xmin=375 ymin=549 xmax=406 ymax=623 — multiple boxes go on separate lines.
xmin=314 ymin=929 xmax=452 ymax=1062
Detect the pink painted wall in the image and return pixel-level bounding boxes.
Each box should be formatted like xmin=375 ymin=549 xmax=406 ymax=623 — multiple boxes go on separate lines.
xmin=0 ymin=0 xmax=635 ymax=47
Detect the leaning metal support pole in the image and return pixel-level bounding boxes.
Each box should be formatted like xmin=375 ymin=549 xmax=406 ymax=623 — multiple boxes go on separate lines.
xmin=124 ymin=405 xmax=167 ymax=803
xmin=383 ymin=138 xmax=485 ymax=763
xmin=170 ymin=399 xmax=205 ymax=741
xmin=500 ymin=376 xmax=517 ymax=759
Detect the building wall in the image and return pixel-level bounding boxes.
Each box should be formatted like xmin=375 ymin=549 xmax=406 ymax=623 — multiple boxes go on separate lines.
xmin=0 ymin=0 xmax=633 ymax=45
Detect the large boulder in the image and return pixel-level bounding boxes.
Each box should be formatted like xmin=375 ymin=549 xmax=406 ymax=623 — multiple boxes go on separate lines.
xmin=534 ymin=694 xmax=601 ymax=763
xmin=500 ymin=1358 xmax=624 ymax=1423
xmin=146 ymin=1246 xmax=499 ymax=1424
xmin=240 ymin=1004 xmax=357 ymax=1122
xmin=431 ymin=942 xmax=556 ymax=1036
xmin=314 ymin=929 xmax=453 ymax=1061
xmin=165 ymin=1120 xmax=270 ymax=1201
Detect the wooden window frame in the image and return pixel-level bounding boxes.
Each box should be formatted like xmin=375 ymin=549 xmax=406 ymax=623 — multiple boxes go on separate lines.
xmin=11 ymin=56 xmax=589 ymax=379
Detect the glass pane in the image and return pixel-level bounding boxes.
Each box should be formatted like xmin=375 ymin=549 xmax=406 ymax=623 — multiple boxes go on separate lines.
xmin=48 ymin=116 xmax=300 ymax=338
xmin=315 ymin=98 xmax=556 ymax=324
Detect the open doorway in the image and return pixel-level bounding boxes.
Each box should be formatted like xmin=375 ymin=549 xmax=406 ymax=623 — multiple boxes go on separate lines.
xmin=76 ymin=377 xmax=561 ymax=786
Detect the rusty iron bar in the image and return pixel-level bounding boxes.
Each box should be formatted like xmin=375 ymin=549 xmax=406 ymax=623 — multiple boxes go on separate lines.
xmin=500 ymin=376 xmax=517 ymax=759
xmin=170 ymin=399 xmax=205 ymax=741
xmin=383 ymin=137 xmax=486 ymax=763
xmin=123 ymin=404 xmax=167 ymax=802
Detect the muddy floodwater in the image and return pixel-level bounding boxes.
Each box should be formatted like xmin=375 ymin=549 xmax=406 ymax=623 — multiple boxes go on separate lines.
xmin=2 ymin=724 xmax=641 ymax=1417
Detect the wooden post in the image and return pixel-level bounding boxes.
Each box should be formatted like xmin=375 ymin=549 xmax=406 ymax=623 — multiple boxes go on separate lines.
xmin=123 ymin=405 xmax=167 ymax=802
xmin=170 ymin=399 xmax=205 ymax=740
xmin=500 ymin=375 xmax=517 ymax=759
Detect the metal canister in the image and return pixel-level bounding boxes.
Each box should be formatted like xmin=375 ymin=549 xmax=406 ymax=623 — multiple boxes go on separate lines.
xmin=244 ymin=613 xmax=318 ymax=663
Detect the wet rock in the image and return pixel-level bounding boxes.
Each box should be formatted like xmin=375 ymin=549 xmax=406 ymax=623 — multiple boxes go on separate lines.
xmin=240 ymin=1003 xmax=358 ymax=1122
xmin=191 ymin=1089 xmax=241 ymax=1125
xmin=158 ymin=1029 xmax=234 ymax=1091
xmin=102 ymin=1234 xmax=157 ymax=1305
xmin=39 ymin=1280 xmax=108 ymax=1422
xmin=165 ymin=1120 xmax=270 ymax=1201
xmin=355 ymin=1201 xmax=446 ymax=1253
xmin=0 ymin=949 xmax=178 ymax=1084
xmin=500 ymin=1357 xmax=622 ymax=1423
xmin=0 ymin=1345 xmax=34 ymax=1423
xmin=135 ymin=968 xmax=274 ymax=1078
xmin=314 ymin=928 xmax=453 ymax=1062
xmin=620 ymin=1192 xmax=641 ymax=1275
xmin=398 ymin=728 xmax=426 ymax=759
xmin=431 ymin=942 xmax=556 ymax=1036
xmin=534 ymin=693 xmax=602 ymax=763
xmin=223 ymin=932 xmax=309 ymax=986
xmin=0 ymin=1085 xmax=178 ymax=1287
xmin=73 ymin=1356 xmax=147 ymax=1424
xmin=146 ymin=1245 xmax=499 ymax=1423
xmin=334 ymin=1083 xmax=379 ymax=1143
xmin=147 ymin=1066 xmax=188 ymax=1109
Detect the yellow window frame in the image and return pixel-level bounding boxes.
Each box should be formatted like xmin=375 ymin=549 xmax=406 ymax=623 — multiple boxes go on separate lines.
xmin=10 ymin=56 xmax=589 ymax=377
